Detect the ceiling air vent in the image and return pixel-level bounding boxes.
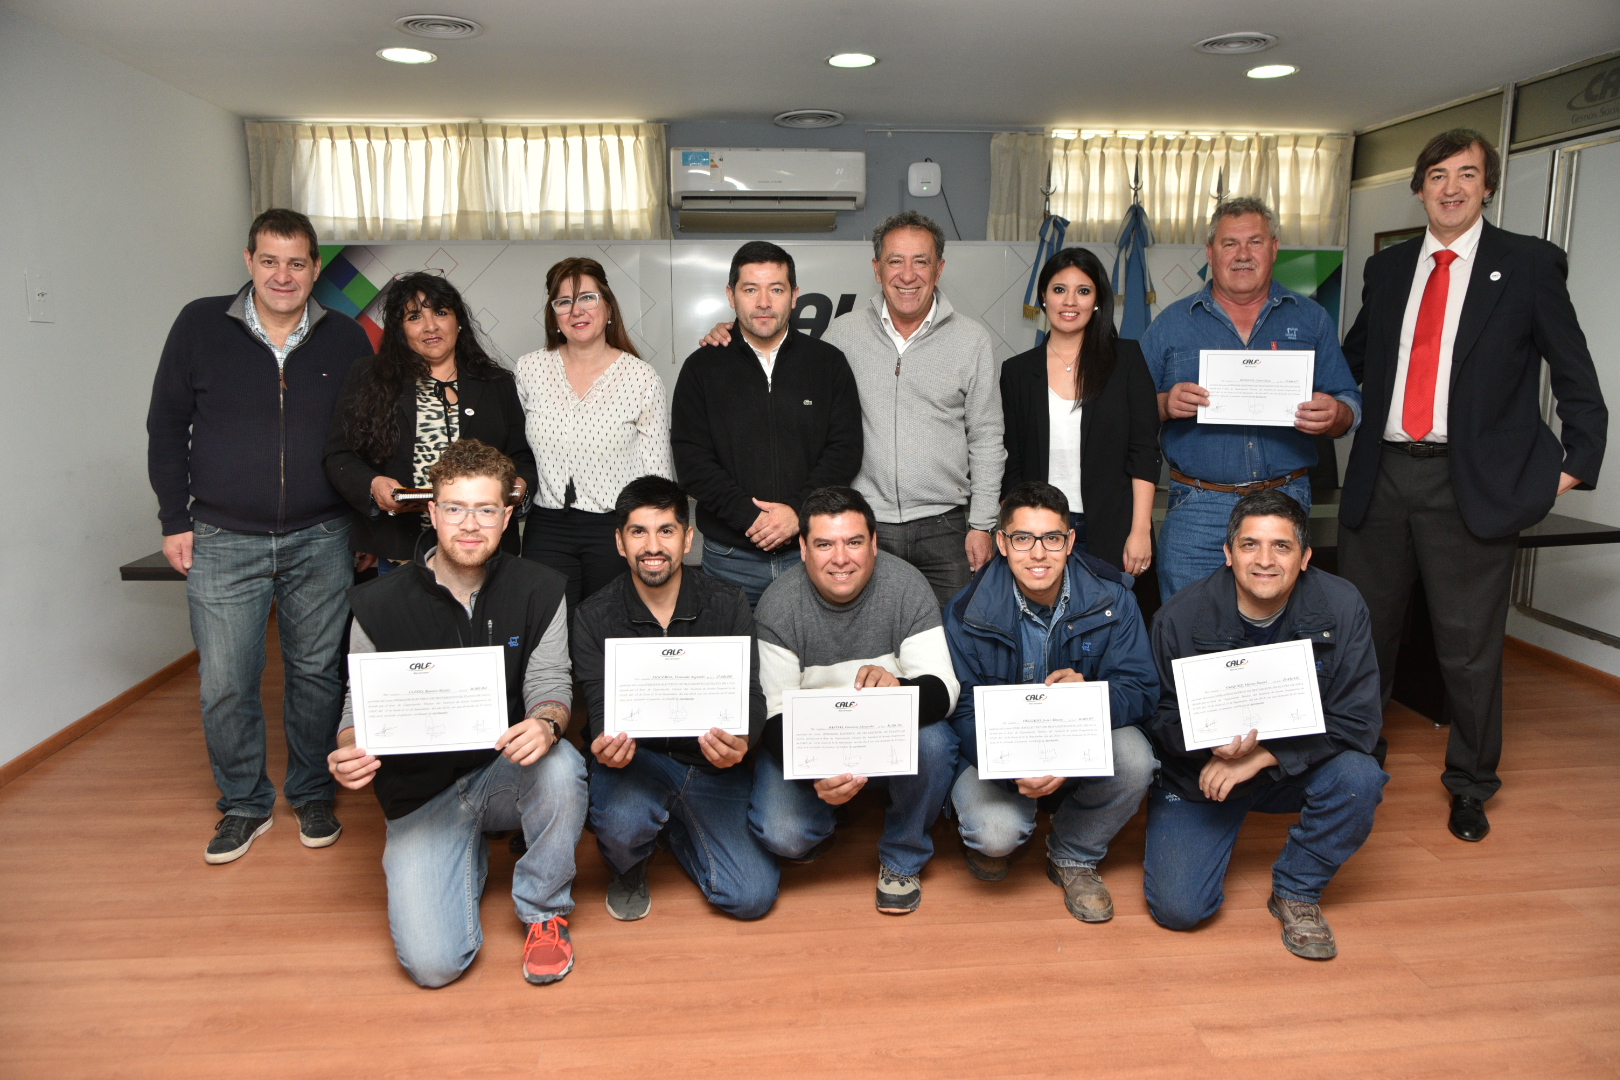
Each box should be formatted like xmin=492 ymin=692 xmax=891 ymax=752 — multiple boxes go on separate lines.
xmin=1192 ymin=32 xmax=1277 ymax=55
xmin=394 ymin=14 xmax=484 ymax=39
xmin=774 ymin=109 xmax=846 ymax=130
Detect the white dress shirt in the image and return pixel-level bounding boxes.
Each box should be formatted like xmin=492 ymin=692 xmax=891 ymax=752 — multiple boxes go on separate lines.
xmin=880 ymin=296 xmax=937 ymax=356
xmin=1383 ymin=215 xmax=1484 ymax=443
xmin=1047 ymin=388 xmax=1085 ymax=512
xmin=513 ymin=349 xmax=674 ymax=513
xmin=746 ymin=331 xmax=787 ymax=388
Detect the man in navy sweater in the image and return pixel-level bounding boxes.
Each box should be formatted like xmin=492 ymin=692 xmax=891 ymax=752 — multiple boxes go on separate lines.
xmin=147 ymin=209 xmax=372 ymax=864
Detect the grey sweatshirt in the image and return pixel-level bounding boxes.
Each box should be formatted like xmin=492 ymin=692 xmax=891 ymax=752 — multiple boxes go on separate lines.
xmin=754 ymin=553 xmax=960 ymax=720
xmin=823 ymin=292 xmax=1005 ymax=531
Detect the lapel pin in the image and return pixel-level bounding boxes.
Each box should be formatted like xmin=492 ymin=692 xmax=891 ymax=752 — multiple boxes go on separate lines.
xmin=1490 ymin=271 xmax=1502 ymax=281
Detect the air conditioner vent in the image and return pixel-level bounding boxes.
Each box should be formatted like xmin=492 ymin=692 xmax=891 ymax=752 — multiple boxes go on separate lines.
xmin=1192 ymin=32 xmax=1277 ymax=55
xmin=774 ymin=109 xmax=846 ymax=130
xmin=394 ymin=14 xmax=484 ymax=39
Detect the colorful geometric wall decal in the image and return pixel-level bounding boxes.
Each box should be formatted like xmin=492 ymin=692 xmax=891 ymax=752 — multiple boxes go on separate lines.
xmin=315 ymin=246 xmax=387 ymax=350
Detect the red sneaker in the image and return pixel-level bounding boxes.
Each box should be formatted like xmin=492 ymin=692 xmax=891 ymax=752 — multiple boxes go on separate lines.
xmin=523 ymin=917 xmax=574 ymax=984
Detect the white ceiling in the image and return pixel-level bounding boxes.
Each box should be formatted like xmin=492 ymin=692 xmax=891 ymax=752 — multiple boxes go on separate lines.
xmin=7 ymin=0 xmax=1620 ymax=132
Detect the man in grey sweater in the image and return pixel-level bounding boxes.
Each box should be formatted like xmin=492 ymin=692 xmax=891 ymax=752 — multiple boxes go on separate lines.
xmin=701 ymin=212 xmax=1005 ymax=605
xmin=749 ymin=487 xmax=961 ymax=914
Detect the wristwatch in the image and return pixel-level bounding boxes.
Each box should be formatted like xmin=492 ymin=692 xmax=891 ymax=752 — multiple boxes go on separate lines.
xmin=543 ymin=717 xmax=563 ymax=742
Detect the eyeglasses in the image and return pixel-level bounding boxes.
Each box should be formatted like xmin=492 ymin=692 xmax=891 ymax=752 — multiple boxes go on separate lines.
xmin=435 ymin=503 xmax=505 ymax=527
xmin=1000 ymin=530 xmax=1070 ymax=552
xmin=550 ymin=292 xmax=602 ymax=313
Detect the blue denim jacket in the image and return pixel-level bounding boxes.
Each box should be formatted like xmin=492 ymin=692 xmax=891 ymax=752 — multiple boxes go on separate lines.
xmin=1139 ymin=280 xmax=1361 ymax=485
xmin=1013 ymin=567 xmax=1070 ymax=684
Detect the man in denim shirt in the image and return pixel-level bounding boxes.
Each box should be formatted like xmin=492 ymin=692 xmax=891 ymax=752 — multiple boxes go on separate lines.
xmin=1139 ymin=197 xmax=1361 ymax=599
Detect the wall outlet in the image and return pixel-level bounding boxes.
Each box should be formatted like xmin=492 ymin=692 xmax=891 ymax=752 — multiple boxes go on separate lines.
xmin=25 ymin=268 xmax=53 ymax=323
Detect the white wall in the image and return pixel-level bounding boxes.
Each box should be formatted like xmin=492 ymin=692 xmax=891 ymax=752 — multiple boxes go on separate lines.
xmin=0 ymin=11 xmax=251 ymax=765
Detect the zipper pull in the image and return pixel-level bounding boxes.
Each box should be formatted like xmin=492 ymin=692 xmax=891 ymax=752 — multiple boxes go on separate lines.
xmin=487 ymin=618 xmax=494 ymax=645
xmin=894 ymin=360 xmax=901 ymax=377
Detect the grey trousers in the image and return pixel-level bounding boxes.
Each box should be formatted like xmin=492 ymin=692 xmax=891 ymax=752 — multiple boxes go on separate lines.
xmin=1337 ymin=447 xmax=1518 ymax=801
xmin=876 ymin=506 xmax=973 ymax=607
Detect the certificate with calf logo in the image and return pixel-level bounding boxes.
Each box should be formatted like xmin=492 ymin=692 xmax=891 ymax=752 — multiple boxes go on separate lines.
xmin=349 ymin=646 xmax=507 ymax=755
xmin=1171 ymin=638 xmax=1326 ymax=751
xmin=604 ymin=636 xmax=751 ymax=738
xmin=1197 ymin=349 xmax=1314 ymax=427
xmin=781 ymin=685 xmax=919 ymax=780
xmin=973 ymin=682 xmax=1114 ymax=780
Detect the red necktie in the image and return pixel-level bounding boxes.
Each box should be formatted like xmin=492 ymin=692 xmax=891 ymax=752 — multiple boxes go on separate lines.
xmin=1402 ymin=249 xmax=1460 ymax=442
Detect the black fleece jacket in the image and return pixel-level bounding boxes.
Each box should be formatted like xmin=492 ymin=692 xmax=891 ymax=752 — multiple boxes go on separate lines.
xmin=147 ymin=286 xmax=372 ymax=535
xmin=671 ymin=324 xmax=862 ymax=552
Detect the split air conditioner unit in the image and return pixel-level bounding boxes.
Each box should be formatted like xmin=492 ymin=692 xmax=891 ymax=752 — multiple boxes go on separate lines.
xmin=669 ymin=148 xmax=867 ymax=212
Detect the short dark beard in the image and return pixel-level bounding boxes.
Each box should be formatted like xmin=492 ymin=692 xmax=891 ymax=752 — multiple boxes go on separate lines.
xmin=634 ymin=556 xmax=676 ymax=588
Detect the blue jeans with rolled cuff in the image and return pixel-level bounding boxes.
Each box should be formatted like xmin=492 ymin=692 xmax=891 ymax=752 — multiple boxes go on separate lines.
xmin=1142 ymin=749 xmax=1387 ymax=930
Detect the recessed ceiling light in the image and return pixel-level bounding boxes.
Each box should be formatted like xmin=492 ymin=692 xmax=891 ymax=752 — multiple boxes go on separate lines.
xmin=775 ymin=109 xmax=846 ymax=129
xmin=1194 ymin=32 xmax=1278 ymax=55
xmin=827 ymin=53 xmax=877 ymax=69
xmin=394 ymin=14 xmax=483 ymax=39
xmin=1246 ymin=64 xmax=1297 ymax=79
xmin=377 ymin=46 xmax=437 ymax=64
xmin=1050 ymin=128 xmax=1080 ymax=140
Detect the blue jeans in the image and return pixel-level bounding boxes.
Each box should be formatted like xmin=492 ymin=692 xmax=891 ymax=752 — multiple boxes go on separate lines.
xmin=1156 ymin=475 xmax=1312 ymax=601
xmin=588 ymin=748 xmax=779 ymax=920
xmin=383 ymin=743 xmax=587 ymax=988
xmin=1142 ymin=750 xmax=1388 ymax=929
xmin=951 ymin=725 xmax=1157 ymax=866
xmin=701 ymin=539 xmax=802 ymax=609
xmin=749 ymin=721 xmax=959 ymax=877
xmin=187 ymin=518 xmax=353 ymax=816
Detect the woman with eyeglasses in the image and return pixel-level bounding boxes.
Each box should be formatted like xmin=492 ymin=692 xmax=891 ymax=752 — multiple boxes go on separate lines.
xmin=514 ymin=257 xmax=673 ymax=610
xmin=999 ymin=246 xmax=1160 ymax=577
xmin=325 ymin=271 xmax=536 ymax=563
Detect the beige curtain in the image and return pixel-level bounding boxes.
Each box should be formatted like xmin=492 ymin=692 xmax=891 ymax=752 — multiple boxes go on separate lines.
xmin=245 ymin=122 xmax=671 ymax=241
xmin=989 ymin=131 xmax=1351 ymax=246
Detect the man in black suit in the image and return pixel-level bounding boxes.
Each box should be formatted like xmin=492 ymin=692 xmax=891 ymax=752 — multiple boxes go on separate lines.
xmin=1339 ymin=128 xmax=1607 ymax=842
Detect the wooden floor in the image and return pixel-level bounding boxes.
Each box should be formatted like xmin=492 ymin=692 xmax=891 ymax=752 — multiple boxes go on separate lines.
xmin=3 ymin=642 xmax=1619 ymax=1080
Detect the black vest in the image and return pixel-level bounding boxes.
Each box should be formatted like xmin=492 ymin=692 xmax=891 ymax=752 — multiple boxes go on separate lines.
xmin=347 ymin=551 xmax=567 ymax=819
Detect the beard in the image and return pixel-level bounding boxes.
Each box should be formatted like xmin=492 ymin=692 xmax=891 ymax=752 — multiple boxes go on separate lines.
xmin=438 ymin=534 xmax=494 ymax=569
xmin=634 ymin=554 xmax=677 ymax=588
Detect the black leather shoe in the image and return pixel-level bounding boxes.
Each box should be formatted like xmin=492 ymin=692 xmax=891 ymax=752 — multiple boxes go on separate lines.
xmin=1448 ymin=795 xmax=1490 ymax=842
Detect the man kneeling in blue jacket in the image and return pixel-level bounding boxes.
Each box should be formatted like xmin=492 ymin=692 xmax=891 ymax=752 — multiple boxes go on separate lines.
xmin=1143 ymin=489 xmax=1387 ymax=960
xmin=944 ymin=482 xmax=1159 ymax=922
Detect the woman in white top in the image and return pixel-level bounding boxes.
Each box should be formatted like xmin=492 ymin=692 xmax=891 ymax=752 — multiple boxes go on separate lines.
xmin=515 ymin=257 xmax=673 ymax=609
xmin=999 ymin=246 xmax=1160 ymax=577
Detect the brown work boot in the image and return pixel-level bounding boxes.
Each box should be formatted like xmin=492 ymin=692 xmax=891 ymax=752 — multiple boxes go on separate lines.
xmin=1046 ymin=861 xmax=1113 ymax=922
xmin=1268 ymin=893 xmax=1338 ymax=960
xmin=959 ymin=835 xmax=1009 ymax=881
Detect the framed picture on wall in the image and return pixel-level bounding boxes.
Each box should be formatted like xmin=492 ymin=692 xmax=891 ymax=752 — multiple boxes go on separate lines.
xmin=1374 ymin=227 xmax=1425 ymax=253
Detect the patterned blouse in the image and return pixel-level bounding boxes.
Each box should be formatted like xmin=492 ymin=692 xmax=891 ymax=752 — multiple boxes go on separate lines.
xmin=411 ymin=378 xmax=460 ymax=486
xmin=513 ymin=350 xmax=673 ymax=514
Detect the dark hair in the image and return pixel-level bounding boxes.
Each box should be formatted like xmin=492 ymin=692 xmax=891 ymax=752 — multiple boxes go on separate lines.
xmin=1037 ymin=246 xmax=1119 ymax=405
xmin=426 ymin=438 xmax=516 ymax=498
xmin=997 ymin=481 xmax=1071 ymax=532
xmin=872 ymin=210 xmax=945 ymax=261
xmin=1410 ymin=128 xmax=1500 ymax=203
xmin=247 ymin=208 xmax=320 ymax=264
xmin=1226 ymin=489 xmax=1312 ymax=550
xmin=798 ymin=486 xmax=876 ymax=538
xmin=542 ymin=257 xmax=639 ymax=355
xmin=615 ymin=475 xmax=689 ymax=530
xmin=729 ymin=241 xmax=797 ymax=290
xmin=342 ymin=273 xmax=509 ymax=464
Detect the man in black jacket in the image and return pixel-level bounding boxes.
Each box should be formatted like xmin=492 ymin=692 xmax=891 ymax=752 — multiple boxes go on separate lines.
xmin=146 ymin=209 xmax=373 ymax=864
xmin=1338 ymin=129 xmax=1607 ymax=842
xmin=1142 ymin=491 xmax=1387 ymax=961
xmin=327 ymin=440 xmax=586 ymax=987
xmin=672 ymin=241 xmax=863 ymax=607
xmin=573 ymin=476 xmax=777 ymax=922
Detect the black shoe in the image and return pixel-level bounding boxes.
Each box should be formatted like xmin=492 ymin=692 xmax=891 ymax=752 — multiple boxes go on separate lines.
xmin=294 ymin=800 xmax=342 ymax=849
xmin=509 ymin=832 xmax=528 ymax=856
xmin=605 ymin=856 xmax=652 ymax=921
xmin=205 ymin=814 xmax=272 ymax=864
xmin=959 ymin=835 xmax=1008 ymax=882
xmin=1448 ymin=795 xmax=1490 ymax=842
